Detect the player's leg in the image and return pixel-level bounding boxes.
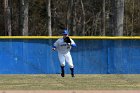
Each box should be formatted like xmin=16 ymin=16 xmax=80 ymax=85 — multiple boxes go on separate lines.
xmin=65 ymin=52 xmax=74 ymax=77
xmin=58 ymin=53 xmax=65 ymax=77
xmin=60 ymin=66 xmax=65 ymax=77
xmin=70 ymin=68 xmax=74 ymax=77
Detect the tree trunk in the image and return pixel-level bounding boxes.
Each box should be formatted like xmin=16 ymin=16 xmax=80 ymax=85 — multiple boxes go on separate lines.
xmin=110 ymin=0 xmax=124 ymax=36
xmin=66 ymin=0 xmax=77 ymax=35
xmin=4 ymin=0 xmax=12 ymax=36
xmin=116 ymin=0 xmax=124 ymax=36
xmin=19 ymin=0 xmax=28 ymax=36
xmin=131 ymin=0 xmax=135 ymax=36
xmin=47 ymin=0 xmax=52 ymax=36
xmin=102 ymin=0 xmax=106 ymax=36
xmin=72 ymin=0 xmax=77 ymax=35
xmin=66 ymin=0 xmax=72 ymax=30
xmin=80 ymin=0 xmax=85 ymax=36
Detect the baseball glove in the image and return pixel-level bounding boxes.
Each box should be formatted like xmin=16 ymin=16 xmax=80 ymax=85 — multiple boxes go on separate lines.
xmin=64 ymin=37 xmax=71 ymax=44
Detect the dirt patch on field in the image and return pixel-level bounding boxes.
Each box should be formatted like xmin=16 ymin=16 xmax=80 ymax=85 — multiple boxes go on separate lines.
xmin=0 ymin=90 xmax=140 ymax=93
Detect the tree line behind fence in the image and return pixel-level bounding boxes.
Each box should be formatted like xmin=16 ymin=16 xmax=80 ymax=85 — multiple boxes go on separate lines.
xmin=0 ymin=0 xmax=140 ymax=36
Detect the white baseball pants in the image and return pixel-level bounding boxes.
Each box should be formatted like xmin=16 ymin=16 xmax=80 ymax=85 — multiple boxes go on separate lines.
xmin=58 ymin=52 xmax=74 ymax=68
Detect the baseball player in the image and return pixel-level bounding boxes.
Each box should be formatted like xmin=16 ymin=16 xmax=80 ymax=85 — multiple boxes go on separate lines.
xmin=52 ymin=29 xmax=76 ymax=77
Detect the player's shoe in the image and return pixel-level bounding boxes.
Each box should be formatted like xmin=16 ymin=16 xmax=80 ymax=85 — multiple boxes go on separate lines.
xmin=71 ymin=74 xmax=75 ymax=77
xmin=61 ymin=66 xmax=65 ymax=77
xmin=61 ymin=73 xmax=65 ymax=77
xmin=70 ymin=68 xmax=74 ymax=77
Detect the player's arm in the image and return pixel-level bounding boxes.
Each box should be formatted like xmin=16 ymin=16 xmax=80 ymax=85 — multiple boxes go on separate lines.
xmin=52 ymin=46 xmax=56 ymax=51
xmin=70 ymin=39 xmax=76 ymax=47
xmin=52 ymin=39 xmax=59 ymax=51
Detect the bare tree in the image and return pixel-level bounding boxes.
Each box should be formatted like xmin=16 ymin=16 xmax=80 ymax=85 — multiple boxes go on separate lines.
xmin=102 ymin=0 xmax=106 ymax=35
xmin=110 ymin=0 xmax=124 ymax=36
xmin=4 ymin=0 xmax=12 ymax=36
xmin=66 ymin=0 xmax=72 ymax=30
xmin=67 ymin=0 xmax=76 ymax=35
xmin=80 ymin=0 xmax=85 ymax=36
xmin=19 ymin=0 xmax=28 ymax=36
xmin=47 ymin=0 xmax=52 ymax=36
xmin=131 ymin=0 xmax=135 ymax=36
xmin=1 ymin=0 xmax=140 ymax=36
xmin=116 ymin=0 xmax=124 ymax=36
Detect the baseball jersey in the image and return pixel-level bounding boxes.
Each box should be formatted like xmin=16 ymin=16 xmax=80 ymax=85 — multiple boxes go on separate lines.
xmin=53 ymin=38 xmax=76 ymax=54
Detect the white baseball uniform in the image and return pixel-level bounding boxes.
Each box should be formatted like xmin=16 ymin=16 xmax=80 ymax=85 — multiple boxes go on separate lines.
xmin=53 ymin=37 xmax=76 ymax=68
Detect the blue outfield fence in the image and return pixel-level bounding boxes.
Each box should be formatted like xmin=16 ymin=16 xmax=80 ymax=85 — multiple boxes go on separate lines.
xmin=0 ymin=38 xmax=140 ymax=74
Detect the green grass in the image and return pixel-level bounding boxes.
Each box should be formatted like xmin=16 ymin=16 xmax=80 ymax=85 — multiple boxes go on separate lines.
xmin=0 ymin=74 xmax=140 ymax=90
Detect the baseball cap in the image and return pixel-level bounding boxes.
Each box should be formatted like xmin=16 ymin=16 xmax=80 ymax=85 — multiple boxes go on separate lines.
xmin=62 ymin=29 xmax=69 ymax=35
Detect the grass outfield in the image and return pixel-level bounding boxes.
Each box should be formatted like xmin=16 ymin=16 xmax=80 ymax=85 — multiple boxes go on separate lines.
xmin=0 ymin=74 xmax=139 ymax=90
